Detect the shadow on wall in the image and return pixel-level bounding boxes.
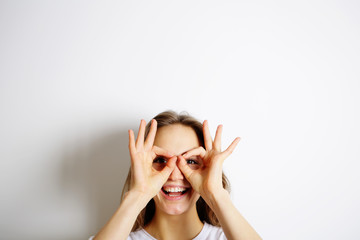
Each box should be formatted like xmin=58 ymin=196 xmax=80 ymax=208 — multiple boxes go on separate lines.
xmin=61 ymin=127 xmax=132 ymax=238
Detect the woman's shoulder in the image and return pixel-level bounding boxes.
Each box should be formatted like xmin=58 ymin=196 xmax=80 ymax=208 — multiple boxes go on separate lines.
xmin=193 ymin=222 xmax=227 ymax=240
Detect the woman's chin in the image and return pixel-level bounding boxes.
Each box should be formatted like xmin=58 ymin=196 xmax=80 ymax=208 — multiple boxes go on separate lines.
xmin=162 ymin=206 xmax=189 ymax=215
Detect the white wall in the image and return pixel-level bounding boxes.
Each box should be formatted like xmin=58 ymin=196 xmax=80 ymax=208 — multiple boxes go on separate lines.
xmin=1 ymin=1 xmax=359 ymax=239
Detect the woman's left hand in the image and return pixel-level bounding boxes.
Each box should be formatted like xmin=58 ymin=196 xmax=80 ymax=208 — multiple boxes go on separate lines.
xmin=177 ymin=120 xmax=240 ymax=201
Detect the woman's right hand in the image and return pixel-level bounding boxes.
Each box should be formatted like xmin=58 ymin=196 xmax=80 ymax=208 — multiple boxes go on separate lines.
xmin=92 ymin=119 xmax=174 ymax=240
xmin=128 ymin=119 xmax=177 ymax=199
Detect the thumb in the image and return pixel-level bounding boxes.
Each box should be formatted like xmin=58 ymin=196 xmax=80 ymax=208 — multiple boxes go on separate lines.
xmin=177 ymin=155 xmax=194 ymax=180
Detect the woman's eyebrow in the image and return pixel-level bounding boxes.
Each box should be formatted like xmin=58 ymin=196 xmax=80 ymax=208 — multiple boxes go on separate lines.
xmin=182 ymin=153 xmax=201 ymax=159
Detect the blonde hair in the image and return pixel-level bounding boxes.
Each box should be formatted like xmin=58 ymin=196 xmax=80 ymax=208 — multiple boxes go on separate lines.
xmin=121 ymin=110 xmax=230 ymax=231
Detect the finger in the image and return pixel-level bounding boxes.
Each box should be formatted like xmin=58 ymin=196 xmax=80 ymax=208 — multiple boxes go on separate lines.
xmin=177 ymin=155 xmax=194 ymax=180
xmin=182 ymin=147 xmax=206 ymax=159
xmin=159 ymin=156 xmax=177 ymax=179
xmin=128 ymin=129 xmax=136 ymax=153
xmin=222 ymin=137 xmax=241 ymax=159
xmin=213 ymin=124 xmax=223 ymax=151
xmin=152 ymin=146 xmax=174 ymax=158
xmin=203 ymin=120 xmax=213 ymax=150
xmin=145 ymin=119 xmax=157 ymax=149
xmin=135 ymin=119 xmax=146 ymax=148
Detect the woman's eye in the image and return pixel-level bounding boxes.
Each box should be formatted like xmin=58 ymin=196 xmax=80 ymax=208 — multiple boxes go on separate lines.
xmin=153 ymin=157 xmax=167 ymax=164
xmin=153 ymin=157 xmax=167 ymax=171
xmin=186 ymin=159 xmax=198 ymax=165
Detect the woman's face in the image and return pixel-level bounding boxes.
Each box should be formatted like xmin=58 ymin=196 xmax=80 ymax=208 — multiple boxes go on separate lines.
xmin=152 ymin=124 xmax=202 ymax=216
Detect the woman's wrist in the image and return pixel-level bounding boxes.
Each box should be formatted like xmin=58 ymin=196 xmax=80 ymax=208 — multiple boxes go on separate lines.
xmin=124 ymin=189 xmax=153 ymax=211
xmin=202 ymin=188 xmax=230 ymax=211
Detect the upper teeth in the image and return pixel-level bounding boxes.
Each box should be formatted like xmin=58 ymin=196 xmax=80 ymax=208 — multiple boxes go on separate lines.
xmin=163 ymin=187 xmax=186 ymax=192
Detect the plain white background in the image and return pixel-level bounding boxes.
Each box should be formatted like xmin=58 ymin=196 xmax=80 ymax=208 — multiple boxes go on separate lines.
xmin=1 ymin=1 xmax=359 ymax=239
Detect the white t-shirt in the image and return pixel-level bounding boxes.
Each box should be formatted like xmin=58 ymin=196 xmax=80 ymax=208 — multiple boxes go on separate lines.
xmin=89 ymin=222 xmax=226 ymax=240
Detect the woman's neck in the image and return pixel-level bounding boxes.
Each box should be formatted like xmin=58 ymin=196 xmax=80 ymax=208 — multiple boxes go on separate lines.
xmin=144 ymin=205 xmax=203 ymax=240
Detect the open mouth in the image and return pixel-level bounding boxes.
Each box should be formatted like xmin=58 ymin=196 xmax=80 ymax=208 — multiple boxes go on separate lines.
xmin=161 ymin=186 xmax=190 ymax=197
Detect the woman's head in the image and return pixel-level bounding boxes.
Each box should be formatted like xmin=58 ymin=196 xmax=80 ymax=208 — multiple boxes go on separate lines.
xmin=123 ymin=110 xmax=230 ymax=230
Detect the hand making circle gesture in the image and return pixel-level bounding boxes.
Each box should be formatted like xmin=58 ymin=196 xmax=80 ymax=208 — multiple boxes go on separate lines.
xmin=128 ymin=119 xmax=177 ymax=199
xmin=177 ymin=120 xmax=240 ymax=200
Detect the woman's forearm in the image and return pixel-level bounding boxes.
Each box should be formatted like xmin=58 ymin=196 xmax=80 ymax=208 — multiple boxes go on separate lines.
xmin=205 ymin=190 xmax=262 ymax=240
xmin=93 ymin=191 xmax=150 ymax=240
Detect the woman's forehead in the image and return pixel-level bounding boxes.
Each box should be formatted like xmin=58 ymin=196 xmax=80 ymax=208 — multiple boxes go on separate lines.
xmin=154 ymin=124 xmax=200 ymax=155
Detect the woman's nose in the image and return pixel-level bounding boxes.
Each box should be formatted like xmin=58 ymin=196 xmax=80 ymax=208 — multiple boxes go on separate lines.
xmin=168 ymin=158 xmax=184 ymax=180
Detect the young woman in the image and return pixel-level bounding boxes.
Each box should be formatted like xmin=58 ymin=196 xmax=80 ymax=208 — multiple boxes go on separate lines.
xmin=91 ymin=111 xmax=261 ymax=240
